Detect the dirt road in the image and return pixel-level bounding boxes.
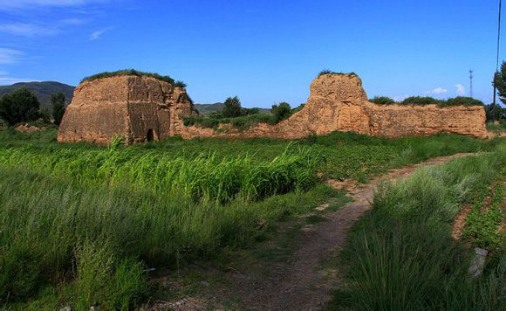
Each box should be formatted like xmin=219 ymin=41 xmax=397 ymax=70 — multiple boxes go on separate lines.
xmin=156 ymin=153 xmax=475 ymax=311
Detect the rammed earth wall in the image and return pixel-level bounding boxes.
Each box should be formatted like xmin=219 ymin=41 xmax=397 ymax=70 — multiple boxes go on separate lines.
xmin=58 ymin=75 xmax=197 ymax=144
xmin=58 ymin=73 xmax=489 ymax=145
xmin=179 ymin=74 xmax=489 ymax=140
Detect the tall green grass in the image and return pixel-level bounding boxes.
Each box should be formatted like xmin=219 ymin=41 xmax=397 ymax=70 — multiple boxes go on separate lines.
xmin=330 ymin=147 xmax=506 ymax=310
xmin=0 ymin=145 xmax=319 ymax=203
xmin=0 ymin=166 xmax=341 ymax=308
xmin=1 ymin=129 xmax=503 ymax=308
xmin=1 ymin=128 xmax=502 ymax=183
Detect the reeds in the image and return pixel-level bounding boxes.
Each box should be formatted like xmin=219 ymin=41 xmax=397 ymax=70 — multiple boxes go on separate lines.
xmin=0 ymin=145 xmax=319 ymax=203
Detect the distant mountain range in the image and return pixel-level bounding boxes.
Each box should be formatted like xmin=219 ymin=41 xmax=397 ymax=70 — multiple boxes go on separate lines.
xmin=0 ymin=81 xmax=74 ymax=111
xmin=0 ymin=81 xmax=270 ymax=115
xmin=193 ymin=102 xmax=225 ymax=115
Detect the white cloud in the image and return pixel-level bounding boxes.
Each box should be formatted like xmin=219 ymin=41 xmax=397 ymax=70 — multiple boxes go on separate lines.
xmin=0 ymin=48 xmax=23 ymax=64
xmin=89 ymin=27 xmax=112 ymax=41
xmin=427 ymin=87 xmax=448 ymax=95
xmin=455 ymin=84 xmax=466 ymax=96
xmin=0 ymin=23 xmax=59 ymax=37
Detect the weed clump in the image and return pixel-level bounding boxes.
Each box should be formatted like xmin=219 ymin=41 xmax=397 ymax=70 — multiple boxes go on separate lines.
xmin=81 ymin=69 xmax=186 ymax=88
xmin=318 ymin=70 xmax=357 ymax=77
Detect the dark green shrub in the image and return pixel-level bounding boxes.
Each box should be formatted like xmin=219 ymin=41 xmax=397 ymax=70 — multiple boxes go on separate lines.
xmin=271 ymin=102 xmax=291 ymax=123
xmin=208 ymin=111 xmax=223 ymax=119
xmin=445 ymin=97 xmax=484 ymax=106
xmin=230 ymin=114 xmax=273 ymax=130
xmin=402 ymin=96 xmax=442 ymax=105
xmin=370 ymin=96 xmax=395 ymax=105
xmin=0 ymin=88 xmax=41 ymax=126
xmin=241 ymin=107 xmax=260 ymax=116
xmin=51 ymin=92 xmax=66 ymax=126
xmin=486 ymin=104 xmax=506 ymax=121
xmin=183 ymin=116 xmax=220 ymax=128
xmin=40 ymin=107 xmax=51 ymax=124
xmin=222 ymin=96 xmax=242 ymax=118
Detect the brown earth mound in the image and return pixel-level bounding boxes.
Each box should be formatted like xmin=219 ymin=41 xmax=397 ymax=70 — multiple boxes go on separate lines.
xmin=58 ymin=73 xmax=489 ymax=144
xmin=15 ymin=124 xmax=47 ymax=133
xmin=57 ymin=75 xmax=198 ymax=144
xmin=181 ymin=73 xmax=489 ymax=139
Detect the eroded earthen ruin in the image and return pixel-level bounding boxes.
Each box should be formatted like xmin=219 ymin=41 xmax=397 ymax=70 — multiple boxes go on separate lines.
xmin=180 ymin=73 xmax=489 ymax=140
xmin=58 ymin=73 xmax=489 ymax=144
xmin=58 ymin=75 xmax=198 ymax=144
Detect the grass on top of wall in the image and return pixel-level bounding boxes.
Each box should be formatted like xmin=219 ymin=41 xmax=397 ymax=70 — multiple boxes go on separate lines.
xmin=81 ymin=69 xmax=186 ymax=88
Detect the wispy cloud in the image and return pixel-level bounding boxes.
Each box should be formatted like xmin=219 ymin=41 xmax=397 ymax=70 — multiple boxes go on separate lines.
xmin=0 ymin=71 xmax=34 ymax=85
xmin=426 ymin=87 xmax=448 ymax=95
xmin=455 ymin=84 xmax=466 ymax=96
xmin=0 ymin=48 xmax=23 ymax=64
xmin=60 ymin=18 xmax=86 ymax=25
xmin=0 ymin=0 xmax=107 ymax=11
xmin=0 ymin=23 xmax=59 ymax=37
xmin=89 ymin=27 xmax=112 ymax=41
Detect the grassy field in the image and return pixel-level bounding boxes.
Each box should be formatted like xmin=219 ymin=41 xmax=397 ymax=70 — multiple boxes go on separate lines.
xmin=0 ymin=128 xmax=504 ymax=309
xmin=330 ymin=146 xmax=506 ymax=310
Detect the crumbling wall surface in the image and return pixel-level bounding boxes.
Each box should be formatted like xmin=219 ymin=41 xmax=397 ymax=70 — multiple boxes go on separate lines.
xmin=58 ymin=75 xmax=197 ymax=144
xmin=57 ymin=77 xmax=130 ymax=144
xmin=126 ymin=76 xmax=196 ymax=143
xmin=179 ymin=73 xmax=489 ymax=140
xmin=366 ymin=103 xmax=489 ymax=138
xmin=179 ymin=74 xmax=372 ymax=139
xmin=58 ymin=73 xmax=489 ymax=144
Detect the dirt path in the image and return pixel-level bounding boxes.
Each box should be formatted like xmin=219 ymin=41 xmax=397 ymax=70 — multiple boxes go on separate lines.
xmin=158 ymin=153 xmax=475 ymax=311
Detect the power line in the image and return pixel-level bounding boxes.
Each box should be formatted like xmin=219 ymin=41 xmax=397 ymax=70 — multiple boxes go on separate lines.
xmin=497 ymin=0 xmax=503 ymax=72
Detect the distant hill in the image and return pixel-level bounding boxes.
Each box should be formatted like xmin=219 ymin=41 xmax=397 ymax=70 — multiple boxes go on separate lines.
xmin=193 ymin=102 xmax=225 ymax=115
xmin=194 ymin=102 xmax=270 ymax=115
xmin=0 ymin=81 xmax=74 ymax=111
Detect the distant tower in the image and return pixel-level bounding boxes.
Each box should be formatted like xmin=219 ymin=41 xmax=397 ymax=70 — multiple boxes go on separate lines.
xmin=469 ymin=69 xmax=473 ymax=98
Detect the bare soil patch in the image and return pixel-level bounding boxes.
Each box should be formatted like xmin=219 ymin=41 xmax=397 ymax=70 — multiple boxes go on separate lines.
xmin=452 ymin=204 xmax=472 ymax=240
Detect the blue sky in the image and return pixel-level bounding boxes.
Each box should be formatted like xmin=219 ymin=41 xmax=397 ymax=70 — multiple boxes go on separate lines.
xmin=0 ymin=0 xmax=503 ymax=107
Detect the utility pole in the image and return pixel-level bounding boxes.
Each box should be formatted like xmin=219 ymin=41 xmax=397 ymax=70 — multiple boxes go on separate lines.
xmin=469 ymin=69 xmax=474 ymax=98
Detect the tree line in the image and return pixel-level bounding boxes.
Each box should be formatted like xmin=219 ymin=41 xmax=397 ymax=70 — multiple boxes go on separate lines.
xmin=0 ymin=88 xmax=66 ymax=127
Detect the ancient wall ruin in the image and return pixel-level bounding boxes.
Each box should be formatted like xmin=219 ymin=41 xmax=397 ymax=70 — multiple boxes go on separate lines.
xmin=58 ymin=75 xmax=198 ymax=144
xmin=179 ymin=74 xmax=489 ymax=140
xmin=58 ymin=73 xmax=489 ymax=145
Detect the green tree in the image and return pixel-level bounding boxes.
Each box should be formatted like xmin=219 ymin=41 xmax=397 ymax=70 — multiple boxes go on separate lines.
xmin=51 ymin=92 xmax=66 ymax=125
xmin=0 ymin=88 xmax=40 ymax=126
xmin=40 ymin=107 xmax=51 ymax=123
xmin=222 ymin=96 xmax=242 ymax=118
xmin=271 ymin=102 xmax=291 ymax=123
xmin=495 ymin=62 xmax=506 ymax=106
xmin=493 ymin=62 xmax=506 ymax=120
